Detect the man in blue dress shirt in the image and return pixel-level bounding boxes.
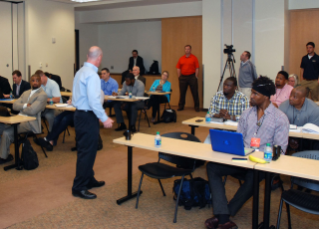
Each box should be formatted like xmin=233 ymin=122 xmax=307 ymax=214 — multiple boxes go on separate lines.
xmin=72 ymin=46 xmax=114 ymax=199
xmin=100 ymin=67 xmax=119 ymax=109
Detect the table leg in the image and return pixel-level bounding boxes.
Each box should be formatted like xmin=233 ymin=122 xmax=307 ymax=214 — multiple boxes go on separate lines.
xmin=4 ymin=124 xmax=22 ymax=171
xmin=116 ymin=146 xmax=142 ymax=205
xmin=189 ymin=125 xmax=198 ymax=135
xmin=262 ymin=172 xmax=272 ymax=228
xmin=252 ymin=170 xmax=259 ymax=229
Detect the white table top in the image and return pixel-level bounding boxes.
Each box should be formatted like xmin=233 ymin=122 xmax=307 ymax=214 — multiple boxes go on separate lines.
xmin=0 ymin=115 xmax=36 ymax=125
xmin=254 ymin=154 xmax=319 ymax=181
xmin=113 ymin=133 xmax=256 ymax=169
xmin=105 ymin=95 xmax=149 ymax=102
xmin=146 ymin=91 xmax=171 ymax=95
xmin=45 ymin=104 xmax=76 ymax=111
xmin=182 ymin=116 xmax=319 ymax=140
xmin=60 ymin=91 xmax=72 ymax=97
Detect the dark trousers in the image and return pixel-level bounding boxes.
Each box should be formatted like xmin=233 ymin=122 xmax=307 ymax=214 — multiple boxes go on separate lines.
xmin=113 ymin=101 xmax=144 ymax=126
xmin=207 ymin=162 xmax=264 ymax=216
xmin=46 ymin=111 xmax=74 ymax=145
xmin=72 ymin=110 xmax=99 ymax=191
xmin=179 ymin=74 xmax=199 ymax=108
xmin=147 ymin=95 xmax=168 ymax=118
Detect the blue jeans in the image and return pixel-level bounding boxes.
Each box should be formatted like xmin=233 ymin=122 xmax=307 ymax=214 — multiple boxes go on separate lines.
xmin=46 ymin=111 xmax=74 ymax=145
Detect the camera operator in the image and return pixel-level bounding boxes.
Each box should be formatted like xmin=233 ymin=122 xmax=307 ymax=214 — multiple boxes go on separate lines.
xmin=238 ymin=51 xmax=258 ymax=99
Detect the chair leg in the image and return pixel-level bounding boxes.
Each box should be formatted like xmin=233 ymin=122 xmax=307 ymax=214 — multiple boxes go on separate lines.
xmin=144 ymin=109 xmax=150 ymax=127
xmin=223 ymin=175 xmax=227 ymax=185
xmin=174 ymin=175 xmax=185 ymax=223
xmin=168 ymin=103 xmax=171 ymax=109
xmin=66 ymin=127 xmax=70 ymax=136
xmin=286 ymin=203 xmax=292 ymax=229
xmin=135 ymin=173 xmax=144 ymax=209
xmin=137 ymin=110 xmax=142 ymax=132
xmin=158 ymin=179 xmax=166 ymax=196
xmin=63 ymin=129 xmax=66 ymax=143
xmin=276 ymin=198 xmax=284 ymax=229
xmin=43 ymin=119 xmax=50 ymax=134
xmin=34 ymin=135 xmax=48 ymax=158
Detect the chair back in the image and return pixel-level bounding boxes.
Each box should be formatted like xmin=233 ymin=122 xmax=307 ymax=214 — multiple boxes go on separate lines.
xmin=291 ymin=150 xmax=319 ymax=192
xmin=0 ymin=106 xmax=10 ymax=117
xmin=159 ymin=132 xmax=200 ymax=169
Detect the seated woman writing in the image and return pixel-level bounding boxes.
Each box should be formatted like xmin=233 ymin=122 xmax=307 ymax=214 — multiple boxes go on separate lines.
xmin=147 ymin=71 xmax=171 ymax=122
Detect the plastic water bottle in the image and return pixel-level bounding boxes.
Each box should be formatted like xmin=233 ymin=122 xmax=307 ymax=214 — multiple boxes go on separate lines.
xmin=205 ymin=111 xmax=211 ymax=123
xmin=10 ymin=91 xmax=13 ymax=99
xmin=264 ymin=143 xmax=273 ymax=162
xmin=155 ymin=131 xmax=161 ymax=148
xmin=50 ymin=97 xmax=53 ymax=105
xmin=129 ymin=91 xmax=132 ymax=99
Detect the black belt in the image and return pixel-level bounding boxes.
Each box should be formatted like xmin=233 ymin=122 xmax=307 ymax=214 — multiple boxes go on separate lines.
xmin=76 ymin=109 xmax=94 ymax=114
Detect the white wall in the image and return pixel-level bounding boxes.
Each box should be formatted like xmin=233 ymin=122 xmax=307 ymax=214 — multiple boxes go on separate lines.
xmin=76 ymin=2 xmax=202 ymax=24
xmin=289 ymin=0 xmax=319 ymax=10
xmin=98 ymin=21 xmax=162 ymax=73
xmin=25 ymin=0 xmax=75 ymax=90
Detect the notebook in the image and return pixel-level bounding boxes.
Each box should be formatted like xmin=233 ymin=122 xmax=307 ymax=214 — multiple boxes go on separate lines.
xmin=209 ymin=129 xmax=254 ymax=156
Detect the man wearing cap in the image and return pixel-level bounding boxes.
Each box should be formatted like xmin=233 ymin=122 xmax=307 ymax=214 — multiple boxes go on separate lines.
xmin=205 ymin=76 xmax=289 ymax=229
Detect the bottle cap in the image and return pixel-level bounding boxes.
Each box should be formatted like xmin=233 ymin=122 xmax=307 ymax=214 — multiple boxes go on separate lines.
xmin=266 ymin=143 xmax=271 ymax=146
xmin=156 ymin=131 xmax=160 ymax=135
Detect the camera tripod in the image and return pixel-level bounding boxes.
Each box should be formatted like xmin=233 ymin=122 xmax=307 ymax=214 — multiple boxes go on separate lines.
xmin=217 ymin=53 xmax=237 ymax=92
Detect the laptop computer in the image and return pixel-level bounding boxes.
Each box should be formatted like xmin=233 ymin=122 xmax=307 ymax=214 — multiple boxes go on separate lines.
xmin=209 ymin=129 xmax=255 ymax=156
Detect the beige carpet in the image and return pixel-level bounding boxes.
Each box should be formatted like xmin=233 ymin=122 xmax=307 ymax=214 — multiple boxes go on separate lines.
xmin=0 ymin=107 xmax=318 ymax=228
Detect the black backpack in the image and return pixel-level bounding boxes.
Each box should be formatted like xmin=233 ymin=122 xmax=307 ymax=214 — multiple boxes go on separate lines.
xmin=148 ymin=60 xmax=160 ymax=75
xmin=21 ymin=138 xmax=39 ymax=170
xmin=173 ymin=177 xmax=211 ymax=210
xmin=161 ymin=109 xmax=177 ymax=123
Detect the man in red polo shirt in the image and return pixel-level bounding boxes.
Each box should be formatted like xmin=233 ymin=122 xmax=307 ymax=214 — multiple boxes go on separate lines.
xmin=176 ymin=45 xmax=200 ymax=111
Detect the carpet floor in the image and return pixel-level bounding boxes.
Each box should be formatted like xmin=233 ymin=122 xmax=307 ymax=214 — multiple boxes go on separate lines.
xmin=0 ymin=107 xmax=318 ymax=228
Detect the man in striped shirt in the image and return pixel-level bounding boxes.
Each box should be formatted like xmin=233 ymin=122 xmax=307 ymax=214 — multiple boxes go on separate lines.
xmin=205 ymin=76 xmax=289 ymax=229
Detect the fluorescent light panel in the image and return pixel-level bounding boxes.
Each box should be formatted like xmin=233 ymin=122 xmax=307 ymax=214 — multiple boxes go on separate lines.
xmin=71 ymin=0 xmax=99 ymax=2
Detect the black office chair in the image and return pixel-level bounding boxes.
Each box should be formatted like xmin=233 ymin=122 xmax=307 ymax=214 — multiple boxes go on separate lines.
xmin=135 ymin=132 xmax=201 ymax=223
xmin=0 ymin=106 xmax=10 ymax=116
xmin=276 ymin=151 xmax=319 ymax=229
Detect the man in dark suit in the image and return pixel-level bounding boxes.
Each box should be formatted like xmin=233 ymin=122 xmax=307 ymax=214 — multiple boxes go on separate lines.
xmin=0 ymin=75 xmax=12 ymax=99
xmin=132 ymin=66 xmax=146 ymax=85
xmin=8 ymin=70 xmax=31 ymax=98
xmin=121 ymin=50 xmax=145 ymax=84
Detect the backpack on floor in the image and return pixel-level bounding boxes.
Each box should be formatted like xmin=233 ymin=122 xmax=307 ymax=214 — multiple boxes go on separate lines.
xmin=161 ymin=109 xmax=177 ymax=123
xmin=173 ymin=177 xmax=211 ymax=210
xmin=21 ymin=139 xmax=39 ymax=170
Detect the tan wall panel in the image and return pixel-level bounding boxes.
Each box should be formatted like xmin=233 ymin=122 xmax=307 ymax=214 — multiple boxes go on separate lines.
xmin=162 ymin=16 xmax=203 ymax=108
xmin=289 ymin=10 xmax=319 ymax=78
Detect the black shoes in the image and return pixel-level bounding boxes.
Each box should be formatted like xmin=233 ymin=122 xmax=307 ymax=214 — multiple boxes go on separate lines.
xmin=115 ymin=123 xmax=127 ymax=131
xmin=37 ymin=138 xmax=53 ymax=151
xmin=87 ymin=180 xmax=105 ymax=189
xmin=129 ymin=125 xmax=136 ymax=133
xmin=72 ymin=190 xmax=97 ymax=199
xmin=0 ymin=154 xmax=14 ymax=165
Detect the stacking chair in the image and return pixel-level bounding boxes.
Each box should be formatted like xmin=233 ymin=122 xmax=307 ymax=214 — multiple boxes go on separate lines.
xmin=135 ymin=132 xmax=201 ymax=223
xmin=137 ymin=106 xmax=150 ymax=131
xmin=276 ymin=150 xmax=319 ymax=229
xmin=0 ymin=106 xmax=11 ymax=116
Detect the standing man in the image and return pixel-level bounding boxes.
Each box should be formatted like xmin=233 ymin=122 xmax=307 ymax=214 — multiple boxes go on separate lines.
xmin=121 ymin=49 xmax=145 ymax=84
xmin=3 ymin=70 xmax=31 ymax=99
xmin=300 ymin=42 xmax=319 ymax=101
xmin=176 ymin=45 xmax=200 ymax=111
xmin=72 ymin=46 xmax=114 ymax=199
xmin=238 ymin=51 xmax=258 ymax=98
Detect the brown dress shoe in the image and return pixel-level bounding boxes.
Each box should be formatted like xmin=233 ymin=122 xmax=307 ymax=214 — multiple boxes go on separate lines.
xmin=216 ymin=221 xmax=238 ymax=229
xmin=205 ymin=216 xmax=219 ymax=229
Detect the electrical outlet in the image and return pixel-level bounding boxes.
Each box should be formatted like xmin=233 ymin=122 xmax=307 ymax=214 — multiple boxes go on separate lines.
xmin=39 ymin=62 xmax=42 ymax=68
xmin=46 ymin=63 xmax=48 ymax=67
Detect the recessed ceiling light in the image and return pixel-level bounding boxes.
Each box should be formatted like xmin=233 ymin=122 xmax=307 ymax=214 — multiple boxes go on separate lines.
xmin=71 ymin=0 xmax=99 ymax=3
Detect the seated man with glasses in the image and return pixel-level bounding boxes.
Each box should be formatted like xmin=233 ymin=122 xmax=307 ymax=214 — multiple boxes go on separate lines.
xmin=205 ymin=76 xmax=289 ymax=229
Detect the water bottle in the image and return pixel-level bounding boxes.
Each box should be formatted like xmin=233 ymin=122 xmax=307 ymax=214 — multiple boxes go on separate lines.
xmin=205 ymin=111 xmax=211 ymax=123
xmin=129 ymin=91 xmax=132 ymax=99
xmin=10 ymin=91 xmax=13 ymax=99
xmin=155 ymin=131 xmax=161 ymax=148
xmin=50 ymin=97 xmax=53 ymax=105
xmin=264 ymin=143 xmax=273 ymax=162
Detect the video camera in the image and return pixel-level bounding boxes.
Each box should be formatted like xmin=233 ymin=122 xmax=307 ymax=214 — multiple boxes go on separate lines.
xmin=223 ymin=44 xmax=236 ymax=55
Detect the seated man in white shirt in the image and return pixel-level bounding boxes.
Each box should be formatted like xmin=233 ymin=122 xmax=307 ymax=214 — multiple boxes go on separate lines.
xmin=0 ymin=74 xmax=47 ymax=164
xmin=35 ymin=70 xmax=62 ymax=132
